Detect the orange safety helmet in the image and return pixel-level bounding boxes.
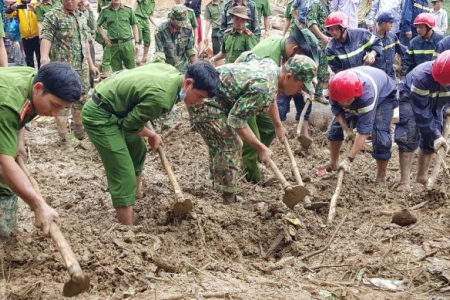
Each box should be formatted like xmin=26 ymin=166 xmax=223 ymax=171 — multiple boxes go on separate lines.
xmin=413 ymin=13 xmax=436 ymax=28
xmin=432 ymin=50 xmax=450 ymax=86
xmin=325 ymin=12 xmax=350 ymax=28
xmin=329 ymin=70 xmax=364 ymax=102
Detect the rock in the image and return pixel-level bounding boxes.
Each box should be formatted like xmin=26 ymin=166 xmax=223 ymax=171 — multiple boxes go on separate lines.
xmin=271 ymin=15 xmax=285 ymax=31
xmin=391 ymin=209 xmax=417 ymax=226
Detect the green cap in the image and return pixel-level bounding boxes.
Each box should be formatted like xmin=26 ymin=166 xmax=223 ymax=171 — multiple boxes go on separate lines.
xmin=169 ymin=5 xmax=190 ymax=28
xmin=284 ymin=54 xmax=318 ymax=93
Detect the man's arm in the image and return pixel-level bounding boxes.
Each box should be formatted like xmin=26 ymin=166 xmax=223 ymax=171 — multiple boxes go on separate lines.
xmin=0 ymin=38 xmax=7 ymax=67
xmin=40 ymin=39 xmax=52 ymax=65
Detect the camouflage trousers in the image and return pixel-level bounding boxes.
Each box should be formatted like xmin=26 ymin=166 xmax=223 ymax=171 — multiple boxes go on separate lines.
xmin=187 ymin=103 xmax=242 ymax=193
xmin=316 ymin=43 xmax=329 ymax=97
xmin=0 ymin=195 xmax=18 ymax=241
xmin=60 ymin=67 xmax=90 ymax=116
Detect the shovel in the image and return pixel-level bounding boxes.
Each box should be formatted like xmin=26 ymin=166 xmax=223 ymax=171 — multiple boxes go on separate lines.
xmin=263 ymin=157 xmax=309 ymax=210
xmin=296 ymin=92 xmax=313 ymax=149
xmin=156 ymin=146 xmax=193 ymax=216
xmin=16 ymin=156 xmax=90 ymax=297
xmin=282 ymin=138 xmax=328 ymax=210
xmin=427 ymin=114 xmax=450 ymax=189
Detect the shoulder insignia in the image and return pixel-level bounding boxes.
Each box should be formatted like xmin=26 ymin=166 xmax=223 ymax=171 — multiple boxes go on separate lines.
xmin=244 ymin=28 xmax=253 ymax=35
xmin=19 ymin=100 xmax=33 ymax=122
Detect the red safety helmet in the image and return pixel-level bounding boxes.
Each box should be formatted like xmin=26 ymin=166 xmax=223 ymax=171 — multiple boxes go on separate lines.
xmin=413 ymin=13 xmax=436 ymax=28
xmin=329 ymin=70 xmax=363 ymax=102
xmin=325 ymin=12 xmax=350 ymax=28
xmin=432 ymin=50 xmax=450 ymax=86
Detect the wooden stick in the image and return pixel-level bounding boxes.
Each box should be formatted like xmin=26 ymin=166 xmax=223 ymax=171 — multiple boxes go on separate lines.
xmin=16 ymin=156 xmax=88 ymax=284
xmin=157 ymin=146 xmax=184 ymax=200
xmin=264 ymin=159 xmax=291 ymax=190
xmin=283 ymin=138 xmax=304 ymax=185
xmin=297 ymin=95 xmax=312 ymax=137
xmin=163 ymin=122 xmax=183 ymax=140
xmin=327 ymin=140 xmax=353 ymax=224
xmin=427 ymin=116 xmax=450 ymax=188
xmin=300 ymin=215 xmax=347 ymax=261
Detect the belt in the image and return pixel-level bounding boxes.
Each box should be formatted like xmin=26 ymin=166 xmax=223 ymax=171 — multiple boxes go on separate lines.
xmin=110 ymin=38 xmax=132 ymax=44
xmin=92 ymin=93 xmax=115 ymax=114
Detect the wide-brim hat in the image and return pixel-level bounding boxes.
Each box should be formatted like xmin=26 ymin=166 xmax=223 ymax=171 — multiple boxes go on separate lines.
xmin=228 ymin=5 xmax=252 ymax=20
xmin=292 ymin=23 xmax=320 ymax=64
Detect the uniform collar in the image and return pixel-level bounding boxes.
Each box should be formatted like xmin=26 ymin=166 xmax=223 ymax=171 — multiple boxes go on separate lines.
xmin=231 ymin=27 xmax=247 ymax=34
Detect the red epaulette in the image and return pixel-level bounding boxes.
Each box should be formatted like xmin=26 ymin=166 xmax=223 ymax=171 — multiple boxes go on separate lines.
xmin=244 ymin=28 xmax=253 ymax=36
xmin=19 ymin=100 xmax=33 ymax=122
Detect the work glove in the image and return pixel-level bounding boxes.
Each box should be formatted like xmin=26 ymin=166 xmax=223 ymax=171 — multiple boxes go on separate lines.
xmin=338 ymin=157 xmax=352 ymax=173
xmin=433 ymin=136 xmax=448 ymax=153
xmin=343 ymin=128 xmax=355 ymax=142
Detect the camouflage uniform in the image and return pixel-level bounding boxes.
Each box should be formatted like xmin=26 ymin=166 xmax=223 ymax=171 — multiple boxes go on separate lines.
xmin=220 ymin=0 xmax=260 ymax=39
xmin=41 ymin=7 xmax=91 ymax=112
xmin=222 ymin=27 xmax=258 ymax=63
xmin=154 ymin=6 xmax=196 ymax=73
xmin=305 ymin=0 xmax=330 ymax=96
xmin=188 ymin=55 xmax=317 ymax=193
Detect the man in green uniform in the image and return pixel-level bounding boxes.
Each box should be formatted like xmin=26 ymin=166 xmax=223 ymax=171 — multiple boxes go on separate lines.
xmin=210 ymin=6 xmax=258 ymax=64
xmin=97 ymin=0 xmax=139 ymax=72
xmin=235 ymin=27 xmax=318 ymax=183
xmin=204 ymin=0 xmax=223 ymax=55
xmin=0 ymin=63 xmax=82 ymax=240
xmin=82 ymin=61 xmax=220 ymax=225
xmin=36 ymin=0 xmax=61 ymax=35
xmin=305 ymin=0 xmax=331 ymax=103
xmin=0 ymin=15 xmax=7 ymax=66
xmin=78 ymin=0 xmax=96 ymax=87
xmin=253 ymin=0 xmax=271 ymax=37
xmin=173 ymin=0 xmax=198 ymax=49
xmin=154 ymin=5 xmax=197 ymax=73
xmin=40 ymin=0 xmax=99 ymax=143
xmin=96 ymin=0 xmax=112 ymax=76
xmin=133 ymin=0 xmax=152 ymax=65
xmin=188 ymin=55 xmax=317 ymax=203
xmin=220 ymin=0 xmax=260 ymax=40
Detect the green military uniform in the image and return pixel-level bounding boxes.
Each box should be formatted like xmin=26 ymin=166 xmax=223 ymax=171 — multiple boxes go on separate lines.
xmin=204 ymin=0 xmax=224 ymax=55
xmin=284 ymin=0 xmax=296 ymax=35
xmin=235 ymin=36 xmax=285 ymax=183
xmin=97 ymin=3 xmax=137 ymax=71
xmin=36 ymin=0 xmax=61 ymax=22
xmin=41 ymin=6 xmax=91 ymax=111
xmin=253 ymin=0 xmax=271 ymax=24
xmin=220 ymin=0 xmax=261 ymax=39
xmin=0 ymin=15 xmax=4 ymax=38
xmin=222 ymin=27 xmax=257 ymax=63
xmin=154 ymin=6 xmax=196 ymax=73
xmin=188 ymin=55 xmax=316 ymax=193
xmin=134 ymin=0 xmax=152 ymax=47
xmin=0 ymin=67 xmax=39 ymax=237
xmin=82 ymin=63 xmax=182 ymax=209
xmin=96 ymin=0 xmax=112 ymax=72
xmin=305 ymin=0 xmax=330 ymax=96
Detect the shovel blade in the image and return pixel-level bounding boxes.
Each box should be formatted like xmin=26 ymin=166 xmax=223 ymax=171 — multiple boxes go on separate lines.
xmin=304 ymin=202 xmax=329 ymax=210
xmin=297 ymin=135 xmax=313 ymax=149
xmin=62 ymin=274 xmax=90 ymax=297
xmin=172 ymin=198 xmax=193 ymax=217
xmin=283 ymin=185 xmax=309 ymax=209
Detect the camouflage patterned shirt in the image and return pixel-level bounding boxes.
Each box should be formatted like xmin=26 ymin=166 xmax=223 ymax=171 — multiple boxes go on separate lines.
xmin=208 ymin=57 xmax=279 ymax=129
xmin=154 ymin=20 xmax=196 ymax=73
xmin=41 ymin=7 xmax=90 ymax=71
xmin=305 ymin=0 xmax=330 ymax=34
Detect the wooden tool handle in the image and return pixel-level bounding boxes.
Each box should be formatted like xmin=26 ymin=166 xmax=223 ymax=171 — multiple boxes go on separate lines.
xmin=157 ymin=146 xmax=184 ymax=199
xmin=282 ymin=138 xmax=304 ymax=186
xmin=16 ymin=156 xmax=84 ymax=279
xmin=427 ymin=116 xmax=450 ymax=188
xmin=296 ymin=99 xmax=311 ymax=137
xmin=16 ymin=156 xmax=42 ymax=198
xmin=49 ymin=223 xmax=85 ymax=281
xmin=264 ymin=159 xmax=290 ymax=190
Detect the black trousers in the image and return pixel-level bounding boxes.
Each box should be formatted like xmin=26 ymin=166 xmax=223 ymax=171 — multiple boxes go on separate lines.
xmin=22 ymin=36 xmax=40 ymax=69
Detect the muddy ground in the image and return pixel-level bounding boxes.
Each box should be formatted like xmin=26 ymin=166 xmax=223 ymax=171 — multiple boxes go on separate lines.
xmin=2 ymin=3 xmax=450 ymax=300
